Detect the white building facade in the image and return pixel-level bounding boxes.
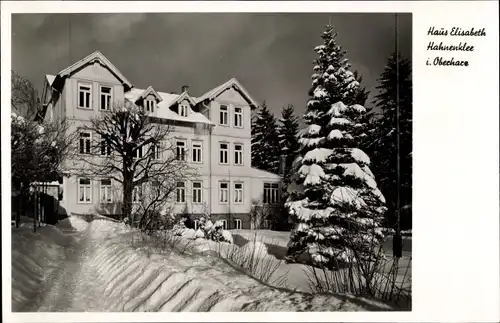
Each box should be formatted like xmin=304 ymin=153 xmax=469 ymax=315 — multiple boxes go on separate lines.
xmin=40 ymin=51 xmax=282 ymax=229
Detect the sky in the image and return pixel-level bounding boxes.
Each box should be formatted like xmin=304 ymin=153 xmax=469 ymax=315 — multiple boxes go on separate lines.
xmin=12 ymin=13 xmax=412 ymax=118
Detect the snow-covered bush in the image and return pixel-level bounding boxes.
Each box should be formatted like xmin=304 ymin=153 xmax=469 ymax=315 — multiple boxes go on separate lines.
xmin=197 ymin=216 xmax=232 ymax=244
xmin=172 ymin=217 xmax=187 ymax=236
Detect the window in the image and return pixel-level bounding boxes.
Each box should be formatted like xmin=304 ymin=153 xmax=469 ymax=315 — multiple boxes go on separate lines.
xmin=220 ymin=219 xmax=227 ymax=230
xmin=100 ymin=137 xmax=111 ymax=156
xmin=100 ymin=86 xmax=112 ymax=111
xmin=192 ymin=141 xmax=202 ymax=163
xmin=79 ymin=131 xmax=91 ymax=154
xmin=99 ymin=179 xmax=112 ymax=203
xmin=192 ymin=181 xmax=202 ymax=203
xmin=150 ymin=144 xmax=160 ymax=160
xmin=78 ymin=178 xmax=92 ymax=203
xmin=234 ymin=182 xmax=243 ymax=204
xmin=234 ymin=219 xmax=242 ymax=230
xmin=219 ymin=104 xmax=228 ymax=125
xmin=78 ymin=83 xmax=92 ymax=109
xmin=176 ymin=141 xmax=186 ymax=161
xmin=234 ymin=107 xmax=243 ymax=127
xmin=145 ymin=99 xmax=155 ymax=113
xmin=263 ymin=183 xmax=280 ymax=204
xmin=132 ymin=185 xmax=142 ymax=203
xmin=234 ymin=144 xmax=243 ymax=165
xmin=219 ymin=143 xmax=228 ymax=164
xmin=179 ymin=103 xmax=188 ymax=117
xmin=176 ymin=182 xmax=185 ymax=203
xmin=194 ymin=220 xmax=200 ymax=230
xmin=219 ymin=182 xmax=229 ymax=204
xmin=133 ymin=146 xmax=143 ymax=159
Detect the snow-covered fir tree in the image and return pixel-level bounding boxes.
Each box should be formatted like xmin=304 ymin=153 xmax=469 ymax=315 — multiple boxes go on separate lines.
xmin=286 ymin=24 xmax=387 ymax=268
xmin=277 ymin=104 xmax=300 ymax=184
xmin=367 ymin=52 xmax=412 ymax=230
xmin=251 ymin=102 xmax=280 ymax=174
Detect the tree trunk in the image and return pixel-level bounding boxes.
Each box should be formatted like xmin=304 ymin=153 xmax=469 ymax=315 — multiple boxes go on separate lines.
xmin=122 ymin=167 xmax=133 ymax=224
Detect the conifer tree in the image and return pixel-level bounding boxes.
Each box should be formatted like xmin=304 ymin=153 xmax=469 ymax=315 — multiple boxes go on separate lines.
xmin=277 ymin=104 xmax=300 ymax=183
xmin=251 ymin=102 xmax=280 ymax=174
xmin=286 ymin=24 xmax=386 ymax=267
xmin=368 ymin=53 xmax=412 ymax=230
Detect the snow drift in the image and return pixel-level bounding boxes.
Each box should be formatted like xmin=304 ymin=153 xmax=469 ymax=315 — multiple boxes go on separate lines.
xmin=12 ymin=216 xmax=395 ymax=312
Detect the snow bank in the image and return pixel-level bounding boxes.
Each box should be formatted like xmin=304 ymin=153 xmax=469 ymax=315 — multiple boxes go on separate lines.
xmin=11 ymin=224 xmax=75 ymax=311
xmin=85 ymin=221 xmax=393 ymax=311
xmin=12 ymin=217 xmax=395 ymax=312
xmin=240 ymin=241 xmax=271 ymax=260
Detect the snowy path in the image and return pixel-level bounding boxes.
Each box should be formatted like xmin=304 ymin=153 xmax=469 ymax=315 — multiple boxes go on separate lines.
xmin=21 ymin=226 xmax=104 ymax=312
xmin=12 ymin=217 xmax=396 ymax=312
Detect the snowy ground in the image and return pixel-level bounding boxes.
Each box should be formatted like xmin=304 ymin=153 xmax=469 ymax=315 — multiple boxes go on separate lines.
xmin=230 ymin=229 xmax=412 ymax=295
xmin=12 ymin=216 xmax=397 ymax=312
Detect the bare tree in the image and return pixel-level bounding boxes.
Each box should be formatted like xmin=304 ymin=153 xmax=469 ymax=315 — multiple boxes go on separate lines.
xmin=11 ymin=112 xmax=74 ymax=228
xmin=249 ymin=197 xmax=274 ymax=230
xmin=72 ymin=102 xmax=197 ymax=224
xmin=11 ymin=71 xmax=39 ymax=119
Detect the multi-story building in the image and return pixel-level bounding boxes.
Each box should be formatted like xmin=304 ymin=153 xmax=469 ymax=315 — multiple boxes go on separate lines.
xmin=39 ymin=51 xmax=281 ymax=230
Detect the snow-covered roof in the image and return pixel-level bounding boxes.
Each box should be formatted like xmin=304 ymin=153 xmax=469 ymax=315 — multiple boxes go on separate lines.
xmin=46 ymin=74 xmax=56 ymax=86
xmin=125 ymin=88 xmax=213 ymax=125
xmin=194 ymin=78 xmax=259 ymax=109
xmin=250 ymin=167 xmax=281 ymax=179
xmin=56 ymin=51 xmax=133 ymax=90
xmin=132 ymin=86 xmax=163 ymax=102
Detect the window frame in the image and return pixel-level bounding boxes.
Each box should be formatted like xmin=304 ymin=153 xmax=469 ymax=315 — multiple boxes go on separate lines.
xmin=179 ymin=102 xmax=189 ymax=117
xmin=234 ymin=182 xmax=243 ymax=204
xmin=234 ymin=143 xmax=243 ymax=166
xmin=99 ymin=178 xmax=113 ymax=204
xmin=191 ymin=141 xmax=203 ymax=164
xmin=150 ymin=143 xmax=161 ymax=160
xmin=77 ymin=177 xmax=92 ymax=204
xmin=219 ymin=142 xmax=229 ymax=165
xmin=219 ymin=182 xmax=229 ymax=204
xmin=263 ymin=182 xmax=280 ymax=205
xmin=99 ymin=85 xmax=113 ymax=111
xmin=192 ymin=181 xmax=203 ymax=204
xmin=145 ymin=99 xmax=156 ymax=113
xmin=234 ymin=106 xmax=243 ymax=128
xmin=77 ymin=82 xmax=92 ymax=109
xmin=219 ymin=104 xmax=229 ymax=126
xmin=100 ymin=136 xmax=111 ymax=156
xmin=194 ymin=219 xmax=200 ymax=230
xmin=176 ymin=140 xmax=187 ymax=161
xmin=176 ymin=181 xmax=186 ymax=203
xmin=79 ymin=130 xmax=92 ymax=155
xmin=132 ymin=145 xmax=143 ymax=159
xmin=234 ymin=219 xmax=242 ymax=230
xmin=220 ymin=219 xmax=228 ymax=230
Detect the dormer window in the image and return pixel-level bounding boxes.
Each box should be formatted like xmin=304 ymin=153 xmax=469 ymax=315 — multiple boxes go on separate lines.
xmin=179 ymin=102 xmax=189 ymax=117
xmin=145 ymin=99 xmax=155 ymax=113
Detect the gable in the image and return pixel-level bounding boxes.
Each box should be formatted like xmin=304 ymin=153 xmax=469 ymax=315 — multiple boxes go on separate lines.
xmin=195 ymin=78 xmax=259 ymax=109
xmin=216 ymin=87 xmax=253 ymax=106
xmin=55 ymin=51 xmax=132 ymax=91
xmin=71 ymin=62 xmax=123 ymax=84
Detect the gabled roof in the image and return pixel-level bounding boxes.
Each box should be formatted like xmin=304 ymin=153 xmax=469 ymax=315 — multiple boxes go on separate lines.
xmin=56 ymin=50 xmax=132 ymax=90
xmin=124 ymin=88 xmax=213 ymax=126
xmin=46 ymin=74 xmax=56 ymax=87
xmin=194 ymin=78 xmax=259 ymax=109
xmin=174 ymin=91 xmax=196 ymax=106
xmin=134 ymin=86 xmax=163 ymax=103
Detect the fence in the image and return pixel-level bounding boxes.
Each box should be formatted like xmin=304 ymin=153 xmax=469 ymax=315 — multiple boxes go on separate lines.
xmin=12 ymin=182 xmax=61 ymax=230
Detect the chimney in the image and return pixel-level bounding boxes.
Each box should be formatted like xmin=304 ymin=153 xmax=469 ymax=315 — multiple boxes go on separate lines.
xmin=181 ymin=85 xmax=190 ymax=93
